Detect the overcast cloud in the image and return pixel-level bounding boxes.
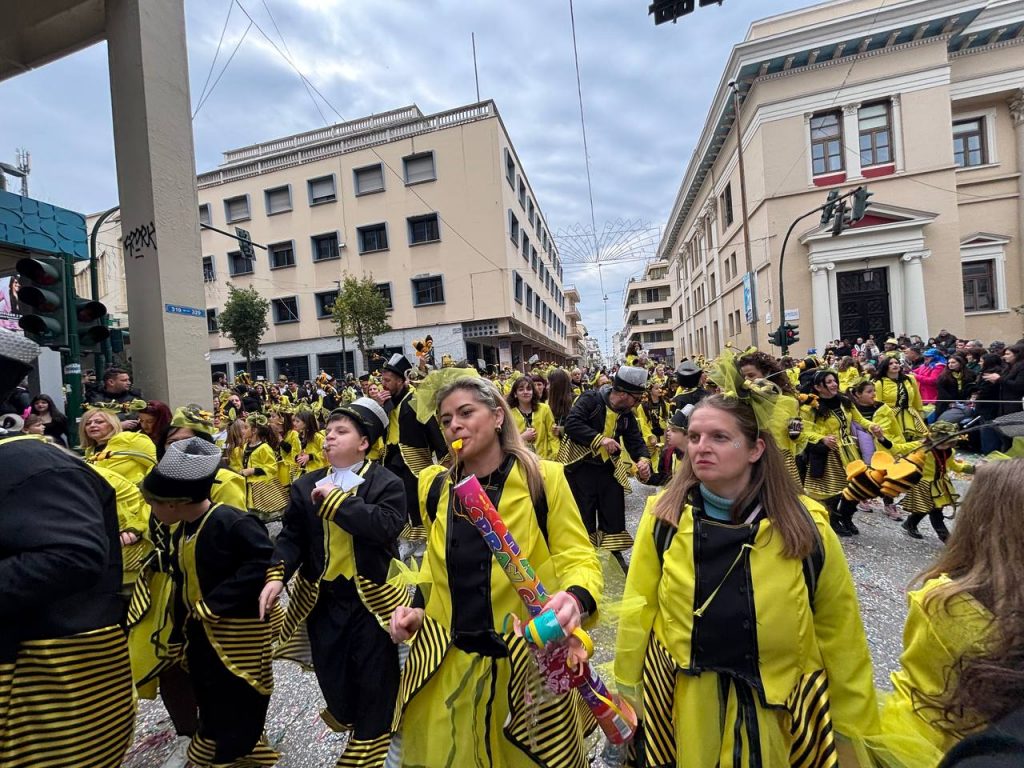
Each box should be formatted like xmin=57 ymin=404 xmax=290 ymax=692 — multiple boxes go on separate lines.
xmin=1 ymin=0 xmax=813 ymax=354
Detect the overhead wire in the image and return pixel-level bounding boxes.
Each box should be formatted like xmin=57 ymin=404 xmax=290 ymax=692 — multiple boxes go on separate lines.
xmin=192 ymin=20 xmax=254 ymax=120
xmin=193 ymin=0 xmax=236 ymax=114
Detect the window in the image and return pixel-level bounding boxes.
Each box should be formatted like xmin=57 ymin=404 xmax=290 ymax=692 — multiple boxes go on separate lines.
xmin=317 ymin=352 xmax=355 ymax=381
xmin=199 ymin=204 xmax=212 ymax=226
xmin=308 ymin=175 xmax=337 ymax=204
xmin=264 ymin=185 xmax=292 ymax=215
xmin=531 ymin=249 xmax=538 ymax=273
xmin=412 ymin=276 xmax=444 ymax=306
xmin=376 ymin=282 xmax=393 ymax=310
xmin=207 ymin=308 xmax=218 ymax=333
xmin=522 ymin=235 xmax=530 ymax=262
xmin=719 ymin=183 xmax=734 ymax=228
xmin=962 ymin=260 xmax=996 ymax=312
xmin=526 ymin=286 xmax=534 ymax=312
xmin=514 ymin=272 xmax=523 ymax=303
xmin=228 ymin=250 xmax=252 ymax=276
xmin=408 ymin=213 xmax=440 ymax=245
xmin=810 ymin=112 xmax=843 ymax=175
xmin=953 ymin=118 xmax=986 ymax=168
xmin=275 ymin=356 xmax=311 ymax=384
xmin=517 ymin=176 xmax=527 ymax=208
xmin=268 ymin=241 xmax=295 ymax=269
xmin=234 ymin=359 xmax=267 ymax=381
xmin=509 ymin=210 xmax=520 ymax=247
xmin=403 ymin=152 xmax=436 ymax=185
xmin=357 ymin=223 xmax=388 ymax=253
xmin=534 ymin=294 xmax=541 ymax=317
xmin=202 ymin=255 xmax=216 ymax=282
xmin=315 ymin=290 xmax=338 ymax=318
xmin=272 ymin=296 xmax=300 ymax=324
xmin=354 ymin=164 xmax=384 ymax=195
xmin=311 ymin=232 xmax=339 ymax=262
xmin=505 ymin=149 xmax=516 ymax=186
xmin=224 ymin=195 xmax=250 ymax=223
xmin=858 ymin=101 xmax=891 ymax=167
xmin=527 ymin=198 xmax=535 ymax=228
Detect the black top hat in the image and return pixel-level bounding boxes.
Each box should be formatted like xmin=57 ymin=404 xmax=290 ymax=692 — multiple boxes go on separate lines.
xmin=382 ymin=353 xmax=412 ymax=377
xmin=613 ymin=365 xmax=648 ymax=396
xmin=675 ymin=360 xmax=702 ymax=386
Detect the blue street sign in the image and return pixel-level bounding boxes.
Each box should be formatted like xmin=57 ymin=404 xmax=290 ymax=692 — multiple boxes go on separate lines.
xmin=165 ymin=304 xmax=206 ymax=318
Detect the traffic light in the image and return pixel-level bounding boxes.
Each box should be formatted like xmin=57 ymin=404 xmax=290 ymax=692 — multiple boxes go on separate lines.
xmin=76 ymin=298 xmax=110 ymax=346
xmin=236 ymin=227 xmax=255 ymax=260
xmin=109 ymin=328 xmax=128 ymax=353
xmin=851 ymin=186 xmax=873 ymax=222
xmin=820 ymin=189 xmax=839 ymax=226
xmin=831 ymin=199 xmax=850 ymax=237
xmin=784 ymin=322 xmax=799 ymax=346
xmin=17 ymin=256 xmax=67 ymax=348
xmin=650 ymin=0 xmax=723 ymax=25
xmin=767 ymin=325 xmax=782 ymax=346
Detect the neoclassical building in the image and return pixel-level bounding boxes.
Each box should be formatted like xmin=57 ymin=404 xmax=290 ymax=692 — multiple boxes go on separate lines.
xmin=660 ymin=0 xmax=1024 ymax=357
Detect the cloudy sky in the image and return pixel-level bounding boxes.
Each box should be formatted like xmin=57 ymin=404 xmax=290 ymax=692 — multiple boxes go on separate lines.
xmin=1 ymin=0 xmax=814 ymax=354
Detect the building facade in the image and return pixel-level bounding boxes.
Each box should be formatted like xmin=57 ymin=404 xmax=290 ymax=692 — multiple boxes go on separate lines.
xmin=196 ymin=102 xmax=572 ymax=380
xmin=621 ymin=258 xmax=675 ymax=364
xmin=661 ymin=0 xmax=1024 ymax=359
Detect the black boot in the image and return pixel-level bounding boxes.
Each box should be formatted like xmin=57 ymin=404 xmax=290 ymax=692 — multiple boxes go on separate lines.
xmin=902 ymin=515 xmax=924 ymax=539
xmin=844 ymin=514 xmax=860 ymax=535
xmin=830 ymin=511 xmax=852 ymax=537
xmin=611 ymin=550 xmax=630 ymax=576
xmin=929 ymin=510 xmax=950 ymax=543
xmin=836 ymin=497 xmax=859 ymax=535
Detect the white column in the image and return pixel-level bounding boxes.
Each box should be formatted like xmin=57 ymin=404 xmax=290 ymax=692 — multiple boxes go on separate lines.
xmin=842 ymin=103 xmax=862 ymax=179
xmin=901 ymin=250 xmax=930 ymax=338
xmin=810 ymin=262 xmax=834 ymax=352
xmin=1008 ymin=89 xmax=1024 ymax=304
xmin=105 ymin=0 xmax=209 ymax=406
xmin=890 ymin=93 xmax=905 ymax=172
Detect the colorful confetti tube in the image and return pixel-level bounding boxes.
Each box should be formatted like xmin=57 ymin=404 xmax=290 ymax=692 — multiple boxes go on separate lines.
xmin=452 ymin=474 xmax=637 ymax=745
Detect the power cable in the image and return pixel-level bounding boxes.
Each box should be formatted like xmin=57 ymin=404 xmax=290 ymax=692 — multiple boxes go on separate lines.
xmin=193 ymin=0 xmax=236 ymax=114
xmin=192 ymin=21 xmax=253 ymax=120
xmin=257 ymin=0 xmax=329 ymax=126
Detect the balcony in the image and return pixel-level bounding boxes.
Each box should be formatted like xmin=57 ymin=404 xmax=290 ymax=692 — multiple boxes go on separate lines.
xmin=566 ymin=306 xmax=581 ymax=320
xmin=564 ymin=284 xmax=581 ymax=302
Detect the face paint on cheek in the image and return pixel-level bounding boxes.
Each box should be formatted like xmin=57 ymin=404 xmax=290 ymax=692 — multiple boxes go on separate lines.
xmin=732 ymin=441 xmax=741 ymax=449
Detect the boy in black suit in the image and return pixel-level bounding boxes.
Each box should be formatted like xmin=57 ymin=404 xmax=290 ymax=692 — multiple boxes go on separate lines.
xmin=259 ymin=397 xmax=405 ymax=768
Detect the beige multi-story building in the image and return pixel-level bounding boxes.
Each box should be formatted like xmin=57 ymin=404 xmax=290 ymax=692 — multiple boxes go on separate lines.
xmin=621 ymin=258 xmax=675 ymax=364
xmin=661 ymin=0 xmax=1024 ymax=359
xmin=565 ymin=284 xmax=586 ymax=362
xmin=192 ymin=101 xmax=572 ymax=381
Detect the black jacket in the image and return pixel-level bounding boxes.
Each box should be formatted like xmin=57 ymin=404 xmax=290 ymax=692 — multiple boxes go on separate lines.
xmin=1000 ymin=363 xmax=1024 ymax=415
xmin=171 ymin=503 xmax=274 ymax=619
xmin=0 ymin=436 xmax=124 ymax=661
xmin=384 ymin=387 xmax=448 ymax=473
xmin=273 ymin=462 xmax=405 ymax=593
xmin=564 ymin=386 xmax=649 ymax=465
xmin=935 ymin=372 xmax=976 ymax=418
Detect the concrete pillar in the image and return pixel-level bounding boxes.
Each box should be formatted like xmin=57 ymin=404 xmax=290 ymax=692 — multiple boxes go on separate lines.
xmin=105 ymin=0 xmax=208 ymax=406
xmin=810 ymin=262 xmax=833 ymax=352
xmin=901 ymin=250 xmax=930 ymax=339
xmin=1007 ymin=89 xmax=1024 ymax=303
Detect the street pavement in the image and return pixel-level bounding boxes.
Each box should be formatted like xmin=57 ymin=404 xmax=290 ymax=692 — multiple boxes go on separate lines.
xmin=125 ymin=473 xmax=969 ymax=767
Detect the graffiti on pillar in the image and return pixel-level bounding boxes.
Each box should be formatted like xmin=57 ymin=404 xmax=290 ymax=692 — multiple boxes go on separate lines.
xmin=124 ymin=221 xmax=157 ymax=259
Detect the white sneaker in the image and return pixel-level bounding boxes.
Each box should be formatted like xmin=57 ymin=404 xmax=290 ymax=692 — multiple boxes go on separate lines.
xmin=159 ymin=736 xmax=192 ymax=768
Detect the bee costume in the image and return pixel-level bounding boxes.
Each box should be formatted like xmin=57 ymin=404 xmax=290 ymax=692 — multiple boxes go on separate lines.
xmin=0 ymin=330 xmax=135 ymax=768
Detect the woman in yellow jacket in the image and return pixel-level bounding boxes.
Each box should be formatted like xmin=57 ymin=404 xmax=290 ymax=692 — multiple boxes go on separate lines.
xmin=615 ymin=394 xmax=880 ymax=767
xmin=389 ymin=376 xmax=602 ymax=767
xmin=874 ymin=355 xmax=927 ymax=438
xmin=847 ymin=378 xmax=909 ymax=520
xmin=284 ymin=407 xmax=326 ymax=479
xmin=239 ymin=415 xmax=289 ymax=522
xmin=506 ymin=374 xmax=558 ymax=460
xmin=635 ymin=380 xmax=670 ymax=470
xmin=873 ymin=459 xmax=1024 ymax=767
xmin=800 ymin=370 xmax=884 ymax=536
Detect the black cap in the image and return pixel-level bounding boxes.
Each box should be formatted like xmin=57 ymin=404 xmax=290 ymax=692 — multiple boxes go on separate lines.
xmin=675 ymin=360 xmax=702 ymax=386
xmin=668 ymin=407 xmax=692 ymax=431
xmin=142 ymin=438 xmax=220 ymax=503
xmin=331 ymin=397 xmax=389 ymax=446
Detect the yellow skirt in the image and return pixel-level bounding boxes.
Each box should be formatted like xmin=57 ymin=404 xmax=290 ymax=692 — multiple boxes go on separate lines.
xmin=803 ymin=450 xmax=849 ymax=501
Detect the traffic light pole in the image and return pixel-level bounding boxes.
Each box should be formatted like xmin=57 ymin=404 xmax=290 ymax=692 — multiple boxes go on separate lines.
xmin=89 ymin=205 xmax=120 ymax=377
xmin=776 ymin=187 xmax=864 ymax=357
xmin=62 ymin=253 xmax=83 ymax=448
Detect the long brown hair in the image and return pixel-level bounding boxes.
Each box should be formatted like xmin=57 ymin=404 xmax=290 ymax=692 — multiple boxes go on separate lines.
xmin=651 ymin=394 xmax=816 ymax=559
xmin=916 ymin=459 xmax=1024 ymax=733
xmin=546 ymin=368 xmax=574 ymax=424
xmin=437 ymin=376 xmax=543 ymax=502
xmin=737 ymin=350 xmax=796 ymax=395
xmin=506 ymin=375 xmax=534 ymax=411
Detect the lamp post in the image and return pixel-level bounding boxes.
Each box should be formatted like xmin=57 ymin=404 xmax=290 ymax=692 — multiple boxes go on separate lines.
xmin=333 ymin=279 xmax=348 ymax=378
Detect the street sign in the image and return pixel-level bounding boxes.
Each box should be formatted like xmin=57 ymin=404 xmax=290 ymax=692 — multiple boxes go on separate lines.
xmin=784 ymin=309 xmax=800 ymax=321
xmin=165 ymin=304 xmax=206 ymax=318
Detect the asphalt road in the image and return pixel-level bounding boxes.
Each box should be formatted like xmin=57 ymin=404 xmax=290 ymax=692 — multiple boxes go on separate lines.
xmin=126 ymin=473 xmax=968 ymax=767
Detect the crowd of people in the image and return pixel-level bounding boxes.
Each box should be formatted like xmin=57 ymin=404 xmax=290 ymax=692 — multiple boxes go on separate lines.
xmin=1 ymin=324 xmax=1023 ymax=768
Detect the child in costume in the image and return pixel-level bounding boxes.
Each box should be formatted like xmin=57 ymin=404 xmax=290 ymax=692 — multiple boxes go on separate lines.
xmin=897 ymin=420 xmax=975 ymax=542
xmin=645 ymin=407 xmax=690 ymax=486
xmin=261 ymin=398 xmax=405 ymax=767
xmin=240 ymin=414 xmax=289 ymax=523
xmin=284 ymin=406 xmax=327 ymax=480
xmin=142 ymin=438 xmax=280 ymax=768
xmin=506 ymin=374 xmax=558 ymax=460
